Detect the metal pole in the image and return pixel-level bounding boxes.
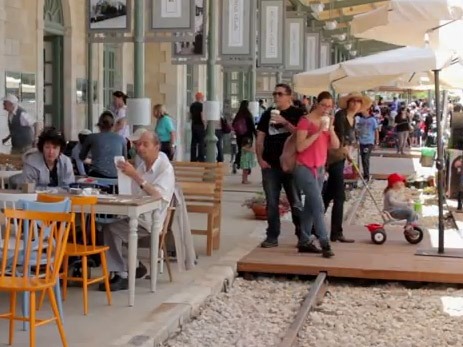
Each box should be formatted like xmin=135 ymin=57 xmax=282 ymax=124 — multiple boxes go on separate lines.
xmin=434 ymin=70 xmax=445 ymax=254
xmin=86 ymin=40 xmax=93 ymax=129
xmin=134 ymin=0 xmax=145 ymax=97
xmin=205 ymin=0 xmax=218 ymax=162
xmin=249 ymin=0 xmax=257 ymax=101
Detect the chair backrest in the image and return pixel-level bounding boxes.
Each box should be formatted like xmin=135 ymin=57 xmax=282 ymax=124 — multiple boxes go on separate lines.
xmin=173 ymin=161 xmax=224 ymax=205
xmin=0 ymin=209 xmax=74 ymax=282
xmin=0 ymin=193 xmax=38 ymax=241
xmin=20 ymin=199 xmax=72 ymax=213
xmin=38 ymin=194 xmax=99 ymax=250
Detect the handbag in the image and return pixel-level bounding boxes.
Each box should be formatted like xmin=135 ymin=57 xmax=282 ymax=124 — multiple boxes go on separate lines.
xmin=327 ymin=147 xmax=347 ymax=166
xmin=280 ymin=134 xmax=297 ymax=173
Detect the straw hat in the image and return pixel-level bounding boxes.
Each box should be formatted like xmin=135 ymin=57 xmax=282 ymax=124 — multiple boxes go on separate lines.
xmin=338 ymin=92 xmax=372 ymax=111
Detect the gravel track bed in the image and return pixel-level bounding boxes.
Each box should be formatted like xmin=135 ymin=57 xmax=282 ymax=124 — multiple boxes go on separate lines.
xmin=162 ymin=277 xmax=309 ymax=347
xmin=299 ymin=283 xmax=463 ymax=347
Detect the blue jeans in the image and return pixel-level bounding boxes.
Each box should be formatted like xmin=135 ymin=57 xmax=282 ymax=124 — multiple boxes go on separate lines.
xmin=261 ymin=167 xmax=302 ymax=241
xmin=294 ymin=165 xmax=330 ymax=248
xmin=389 ymin=208 xmax=418 ymax=223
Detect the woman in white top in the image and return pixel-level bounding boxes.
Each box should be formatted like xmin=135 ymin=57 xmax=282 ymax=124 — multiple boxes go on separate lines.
xmin=110 ymin=91 xmax=130 ymax=139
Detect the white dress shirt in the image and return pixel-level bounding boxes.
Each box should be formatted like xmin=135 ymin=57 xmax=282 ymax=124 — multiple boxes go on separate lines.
xmin=132 ymin=152 xmax=175 ymax=231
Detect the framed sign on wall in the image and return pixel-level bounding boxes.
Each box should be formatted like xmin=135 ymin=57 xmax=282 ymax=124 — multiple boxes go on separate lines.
xmin=305 ymin=32 xmax=320 ymax=71
xmin=258 ymin=0 xmax=285 ymax=67
xmin=87 ymin=0 xmax=132 ymax=33
xmin=219 ymin=0 xmax=255 ymax=60
xmin=284 ymin=16 xmax=305 ymax=71
xmin=171 ymin=0 xmax=207 ymax=63
xmin=150 ymin=0 xmax=195 ymax=32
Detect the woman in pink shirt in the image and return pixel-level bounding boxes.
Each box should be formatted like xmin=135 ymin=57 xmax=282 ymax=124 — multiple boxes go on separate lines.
xmin=294 ymin=91 xmax=340 ymax=258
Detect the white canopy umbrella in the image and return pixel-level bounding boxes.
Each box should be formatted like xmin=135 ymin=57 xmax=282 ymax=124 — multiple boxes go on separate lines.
xmin=351 ymin=0 xmax=463 ymax=51
xmin=293 ymin=46 xmax=463 ymax=94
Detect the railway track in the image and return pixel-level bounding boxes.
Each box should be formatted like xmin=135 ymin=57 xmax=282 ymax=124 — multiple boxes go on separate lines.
xmin=274 ymin=272 xmax=328 ymax=347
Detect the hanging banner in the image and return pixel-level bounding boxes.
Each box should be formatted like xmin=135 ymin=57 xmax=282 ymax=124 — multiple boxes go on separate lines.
xmin=259 ymin=0 xmax=285 ymax=67
xmin=87 ymin=0 xmax=132 ymax=33
xmin=284 ymin=16 xmax=305 ymax=71
xmin=219 ymin=0 xmax=255 ymax=59
xmin=171 ymin=0 xmax=207 ymax=63
xmin=150 ymin=0 xmax=195 ymax=32
xmin=305 ymin=32 xmax=320 ymax=71
xmin=320 ymin=42 xmax=331 ymax=68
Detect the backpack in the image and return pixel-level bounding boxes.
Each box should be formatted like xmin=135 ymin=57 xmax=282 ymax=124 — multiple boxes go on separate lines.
xmin=280 ymin=134 xmax=297 ymax=173
xmin=221 ymin=117 xmax=232 ymax=134
xmin=233 ymin=118 xmax=248 ymax=136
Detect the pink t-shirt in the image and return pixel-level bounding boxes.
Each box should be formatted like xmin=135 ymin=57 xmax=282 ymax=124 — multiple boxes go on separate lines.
xmin=296 ymin=117 xmax=331 ymax=169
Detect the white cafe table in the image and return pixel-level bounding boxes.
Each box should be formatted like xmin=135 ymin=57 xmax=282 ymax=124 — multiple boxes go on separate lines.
xmin=0 ymin=190 xmax=163 ymax=307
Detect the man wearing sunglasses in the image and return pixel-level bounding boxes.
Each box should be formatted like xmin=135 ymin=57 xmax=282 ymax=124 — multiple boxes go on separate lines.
xmin=256 ymin=84 xmax=304 ymax=248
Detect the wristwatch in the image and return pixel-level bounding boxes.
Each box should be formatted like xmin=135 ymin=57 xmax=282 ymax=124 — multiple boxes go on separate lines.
xmin=140 ymin=180 xmax=147 ymax=189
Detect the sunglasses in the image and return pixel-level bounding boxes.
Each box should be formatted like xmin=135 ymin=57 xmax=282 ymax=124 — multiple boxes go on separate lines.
xmin=272 ymin=92 xmax=290 ymax=97
xmin=350 ymin=99 xmax=363 ymax=104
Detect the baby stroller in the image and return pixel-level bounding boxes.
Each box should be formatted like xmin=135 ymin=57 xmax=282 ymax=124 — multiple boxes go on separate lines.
xmin=349 ymin=161 xmax=424 ymax=245
xmin=380 ymin=128 xmax=397 ymax=148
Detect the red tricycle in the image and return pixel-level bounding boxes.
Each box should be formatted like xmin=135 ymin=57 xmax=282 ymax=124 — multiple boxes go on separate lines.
xmin=365 ymin=211 xmax=424 ymax=245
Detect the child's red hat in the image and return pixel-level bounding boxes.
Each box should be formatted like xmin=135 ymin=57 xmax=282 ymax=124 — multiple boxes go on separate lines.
xmin=387 ymin=173 xmax=406 ymax=187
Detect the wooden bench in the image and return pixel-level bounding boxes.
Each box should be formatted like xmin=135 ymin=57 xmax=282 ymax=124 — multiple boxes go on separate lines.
xmin=173 ymin=161 xmax=224 ymax=256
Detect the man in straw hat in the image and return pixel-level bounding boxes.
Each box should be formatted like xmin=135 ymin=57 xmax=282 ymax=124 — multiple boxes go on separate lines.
xmin=324 ymin=92 xmax=372 ymax=243
xmin=2 ymin=94 xmax=38 ymax=154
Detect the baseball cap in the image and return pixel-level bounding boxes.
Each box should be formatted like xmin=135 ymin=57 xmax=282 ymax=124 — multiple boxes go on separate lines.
xmin=128 ymin=128 xmax=148 ymax=142
xmin=387 ymin=173 xmax=406 ymax=188
xmin=2 ymin=94 xmax=18 ymax=105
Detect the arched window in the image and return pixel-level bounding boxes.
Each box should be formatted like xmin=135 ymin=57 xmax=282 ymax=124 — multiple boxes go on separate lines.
xmin=44 ymin=0 xmax=65 ymax=35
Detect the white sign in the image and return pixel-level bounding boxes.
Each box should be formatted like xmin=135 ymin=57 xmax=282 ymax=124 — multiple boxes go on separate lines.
xmin=306 ymin=34 xmax=319 ymax=71
xmin=265 ymin=6 xmax=279 ymax=59
xmin=228 ymin=0 xmax=244 ymax=47
xmin=320 ymin=43 xmax=329 ymax=68
xmin=289 ymin=22 xmax=301 ymax=66
xmin=162 ymin=0 xmax=182 ymax=18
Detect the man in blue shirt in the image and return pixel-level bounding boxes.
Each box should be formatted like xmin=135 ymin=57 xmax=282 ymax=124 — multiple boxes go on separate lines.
xmin=356 ymin=110 xmax=379 ymax=180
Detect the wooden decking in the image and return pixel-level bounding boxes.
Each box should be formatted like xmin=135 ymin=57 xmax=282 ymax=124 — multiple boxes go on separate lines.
xmin=238 ymin=224 xmax=463 ymax=284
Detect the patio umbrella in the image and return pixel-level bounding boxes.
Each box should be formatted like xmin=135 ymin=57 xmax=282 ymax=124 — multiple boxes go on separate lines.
xmin=351 ymin=0 xmax=463 ymax=51
xmin=293 ymin=46 xmax=463 ymax=94
xmin=350 ymin=0 xmax=463 ymax=255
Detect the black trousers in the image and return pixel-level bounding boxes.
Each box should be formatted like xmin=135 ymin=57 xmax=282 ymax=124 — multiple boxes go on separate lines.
xmin=160 ymin=142 xmax=174 ymax=161
xmin=190 ymin=126 xmax=206 ymax=162
xmin=323 ymin=160 xmax=345 ymax=238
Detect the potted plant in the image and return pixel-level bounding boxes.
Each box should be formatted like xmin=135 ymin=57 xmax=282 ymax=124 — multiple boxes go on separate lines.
xmin=242 ymin=192 xmax=291 ymax=220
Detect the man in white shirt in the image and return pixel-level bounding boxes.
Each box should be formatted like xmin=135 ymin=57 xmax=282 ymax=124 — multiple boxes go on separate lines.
xmin=2 ymin=94 xmax=37 ymax=154
xmin=100 ymin=131 xmax=175 ymax=291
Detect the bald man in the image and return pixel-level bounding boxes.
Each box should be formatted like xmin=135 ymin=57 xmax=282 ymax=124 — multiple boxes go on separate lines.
xmin=100 ymin=132 xmax=175 ymax=291
xmin=2 ymin=94 xmax=37 ymax=154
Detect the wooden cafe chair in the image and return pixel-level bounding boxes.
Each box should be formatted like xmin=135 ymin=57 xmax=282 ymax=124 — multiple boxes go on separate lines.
xmin=37 ymin=194 xmax=112 ymax=315
xmin=0 ymin=209 xmax=74 ymax=347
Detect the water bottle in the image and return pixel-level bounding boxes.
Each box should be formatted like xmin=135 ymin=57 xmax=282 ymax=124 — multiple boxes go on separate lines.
xmin=414 ymin=198 xmax=423 ymax=216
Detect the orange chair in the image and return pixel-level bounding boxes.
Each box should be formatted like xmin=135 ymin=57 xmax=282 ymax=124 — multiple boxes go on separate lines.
xmin=37 ymin=194 xmax=111 ymax=315
xmin=0 ymin=209 xmax=74 ymax=347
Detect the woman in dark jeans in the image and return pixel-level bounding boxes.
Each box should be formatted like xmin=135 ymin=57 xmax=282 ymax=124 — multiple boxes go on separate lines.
xmin=324 ymin=92 xmax=371 ymax=243
xmin=232 ymin=100 xmax=257 ymax=171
